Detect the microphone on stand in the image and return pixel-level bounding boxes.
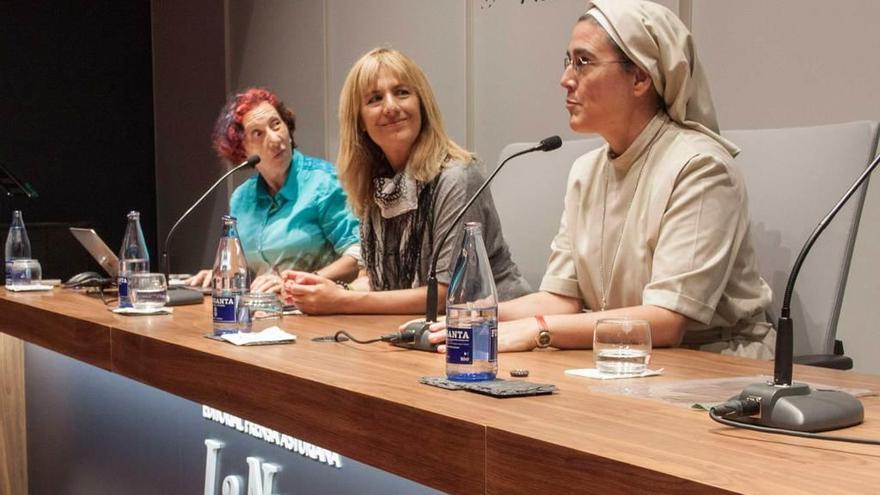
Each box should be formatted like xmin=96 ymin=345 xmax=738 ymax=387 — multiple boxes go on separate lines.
xmin=0 ymin=162 xmax=39 ymax=199
xmin=710 ymin=152 xmax=880 ymax=433
xmin=161 ymin=154 xmax=260 ymax=305
xmin=394 ymin=136 xmax=563 ymax=351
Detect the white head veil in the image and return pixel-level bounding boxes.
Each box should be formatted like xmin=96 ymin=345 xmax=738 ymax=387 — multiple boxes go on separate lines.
xmin=586 ymin=0 xmax=739 ymax=156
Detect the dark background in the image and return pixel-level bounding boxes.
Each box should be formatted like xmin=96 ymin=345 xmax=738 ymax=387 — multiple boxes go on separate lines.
xmin=0 ymin=1 xmax=156 ymax=279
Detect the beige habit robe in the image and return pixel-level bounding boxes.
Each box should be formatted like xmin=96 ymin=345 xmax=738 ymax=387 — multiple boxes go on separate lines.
xmin=541 ymin=0 xmax=774 ymax=358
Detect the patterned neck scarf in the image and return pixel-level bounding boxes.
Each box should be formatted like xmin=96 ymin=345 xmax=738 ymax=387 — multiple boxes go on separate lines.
xmin=372 ymin=170 xmax=421 ymax=219
xmin=362 ymin=168 xmax=438 ymax=291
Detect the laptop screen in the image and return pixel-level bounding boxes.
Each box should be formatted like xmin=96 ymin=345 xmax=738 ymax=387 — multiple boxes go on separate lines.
xmin=69 ymin=228 xmax=119 ymax=277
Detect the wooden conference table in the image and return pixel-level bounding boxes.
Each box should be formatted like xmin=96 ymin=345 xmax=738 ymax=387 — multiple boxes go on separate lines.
xmin=1 ymin=288 xmax=878 ymax=494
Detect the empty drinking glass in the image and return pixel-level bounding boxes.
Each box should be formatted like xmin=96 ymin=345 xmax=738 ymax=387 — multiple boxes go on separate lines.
xmin=593 ymin=318 xmax=652 ymax=375
xmin=9 ymin=259 xmax=41 ymax=286
xmin=242 ymin=292 xmax=283 ymax=332
xmin=129 ymin=273 xmax=168 ymax=310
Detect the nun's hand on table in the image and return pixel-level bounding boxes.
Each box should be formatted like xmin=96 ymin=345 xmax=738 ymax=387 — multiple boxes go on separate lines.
xmin=422 ymin=319 xmax=537 ymax=353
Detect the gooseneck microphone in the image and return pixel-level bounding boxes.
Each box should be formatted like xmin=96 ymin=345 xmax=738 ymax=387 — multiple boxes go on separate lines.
xmin=0 ymin=162 xmax=39 ymax=199
xmin=395 ymin=136 xmax=563 ymax=351
xmin=711 ymin=151 xmax=880 ymax=436
xmin=161 ymin=154 xmax=260 ymax=281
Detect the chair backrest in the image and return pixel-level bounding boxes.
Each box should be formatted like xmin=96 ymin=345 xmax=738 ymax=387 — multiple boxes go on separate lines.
xmin=835 ymin=137 xmax=880 ymax=374
xmin=723 ymin=121 xmax=879 ymax=356
xmin=492 ymin=137 xmax=605 ymax=288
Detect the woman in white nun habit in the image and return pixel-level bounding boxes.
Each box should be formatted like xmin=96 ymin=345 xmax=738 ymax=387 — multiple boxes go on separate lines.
xmin=430 ymin=0 xmax=774 ymax=359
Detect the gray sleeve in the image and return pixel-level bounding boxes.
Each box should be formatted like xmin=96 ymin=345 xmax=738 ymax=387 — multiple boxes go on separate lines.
xmin=428 ymin=159 xmax=531 ymax=300
xmin=430 ymin=161 xmax=488 ymax=285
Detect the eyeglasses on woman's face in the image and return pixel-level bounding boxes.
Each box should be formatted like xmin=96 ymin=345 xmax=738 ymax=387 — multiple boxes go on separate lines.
xmin=563 ymin=53 xmax=629 ymax=76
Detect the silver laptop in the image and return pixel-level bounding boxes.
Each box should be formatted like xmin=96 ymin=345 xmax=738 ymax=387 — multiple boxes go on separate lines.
xmin=70 ymin=228 xmax=119 ymax=277
xmin=69 ymin=227 xmax=206 ymax=305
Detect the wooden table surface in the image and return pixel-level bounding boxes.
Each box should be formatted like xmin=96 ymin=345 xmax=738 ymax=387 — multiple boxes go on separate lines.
xmin=1 ymin=288 xmax=878 ymax=494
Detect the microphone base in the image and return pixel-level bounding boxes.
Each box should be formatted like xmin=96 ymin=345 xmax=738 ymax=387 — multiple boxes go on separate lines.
xmin=166 ymin=286 xmax=204 ymax=306
xmin=732 ymin=382 xmax=864 ymax=432
xmin=390 ymin=321 xmax=438 ymax=352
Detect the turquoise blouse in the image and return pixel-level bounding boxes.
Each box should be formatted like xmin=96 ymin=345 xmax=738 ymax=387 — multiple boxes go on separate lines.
xmin=229 ymin=150 xmax=360 ymax=276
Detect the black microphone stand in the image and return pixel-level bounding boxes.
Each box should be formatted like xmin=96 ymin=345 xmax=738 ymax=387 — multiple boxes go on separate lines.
xmin=0 ymin=162 xmax=38 ymax=221
xmin=721 ymin=152 xmax=880 ymax=432
xmin=161 ymin=156 xmax=259 ymax=281
xmin=0 ymin=162 xmax=38 ymax=200
xmin=395 ymin=136 xmax=563 ymax=351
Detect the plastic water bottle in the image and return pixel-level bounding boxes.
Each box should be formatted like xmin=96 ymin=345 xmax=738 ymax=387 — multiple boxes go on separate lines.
xmin=5 ymin=210 xmax=32 ymax=286
xmin=212 ymin=215 xmax=250 ymax=335
xmin=118 ymin=211 xmax=150 ymax=308
xmin=446 ymin=222 xmax=498 ymax=381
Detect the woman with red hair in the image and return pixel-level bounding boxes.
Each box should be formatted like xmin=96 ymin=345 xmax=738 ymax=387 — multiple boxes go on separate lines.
xmin=185 ymin=88 xmax=360 ymax=293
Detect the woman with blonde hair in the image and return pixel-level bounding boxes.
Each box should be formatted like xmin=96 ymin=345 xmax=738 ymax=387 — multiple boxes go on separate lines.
xmin=281 ymin=48 xmax=529 ymax=314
